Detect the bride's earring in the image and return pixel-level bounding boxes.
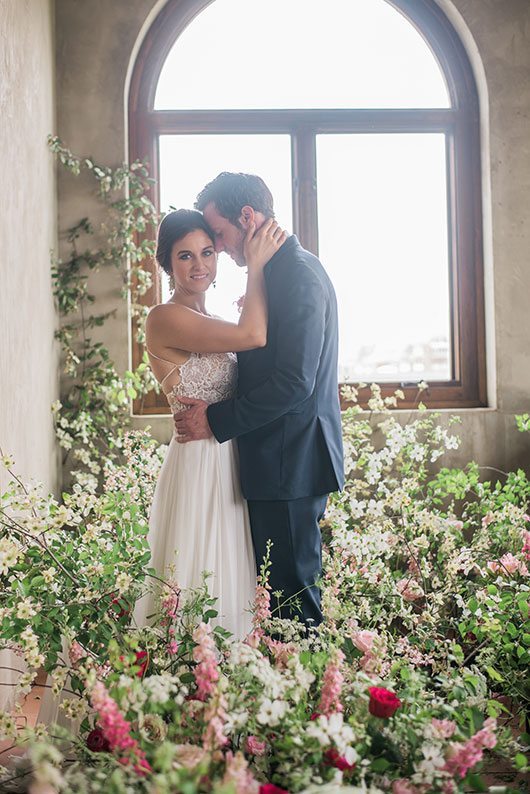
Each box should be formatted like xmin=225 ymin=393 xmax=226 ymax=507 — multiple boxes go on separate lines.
xmin=168 ymin=273 xmax=175 ymax=292
xmin=212 ymin=280 xmax=217 ymax=289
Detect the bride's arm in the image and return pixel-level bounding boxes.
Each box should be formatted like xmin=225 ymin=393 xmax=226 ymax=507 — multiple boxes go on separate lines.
xmin=147 ymin=220 xmax=286 ymax=354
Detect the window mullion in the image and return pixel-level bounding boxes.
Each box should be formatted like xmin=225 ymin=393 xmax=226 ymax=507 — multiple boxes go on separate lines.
xmin=292 ymin=129 xmax=318 ymax=255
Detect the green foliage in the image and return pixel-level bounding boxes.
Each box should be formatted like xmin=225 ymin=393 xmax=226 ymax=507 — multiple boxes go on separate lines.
xmin=48 ymin=137 xmax=159 ymax=483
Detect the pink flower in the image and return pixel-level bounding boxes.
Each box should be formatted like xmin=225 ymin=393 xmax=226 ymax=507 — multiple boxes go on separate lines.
xmin=234 ymin=294 xmax=246 ymax=314
xmin=392 ymin=780 xmax=423 ymax=794
xmin=259 ymin=786 xmax=289 ymax=794
xmin=222 ymin=750 xmax=259 ymax=793
xmin=319 ymin=649 xmax=344 ymax=716
xmin=521 ymin=529 xmax=530 ymax=561
xmin=168 ymin=640 xmax=179 ymax=655
xmin=161 ymin=581 xmax=180 ymax=622
xmin=396 ymin=577 xmax=424 ymax=601
xmin=443 ymin=718 xmax=497 ymax=778
xmin=487 ymin=553 xmax=528 ymax=577
xmin=262 ymin=637 xmax=296 ymax=668
xmin=68 ymin=640 xmax=86 ymax=666
xmin=192 ymin=622 xmax=219 ymax=701
xmin=245 ymin=630 xmax=262 ymax=648
xmin=431 ymin=718 xmax=457 ymax=739
xmin=246 ymin=735 xmax=267 ymax=756
xmin=202 ymin=689 xmax=228 ymax=750
xmin=90 ymin=681 xmax=151 ymax=776
xmin=351 ymin=630 xmax=376 ymax=654
xmin=252 ymin=583 xmax=272 ymax=632
xmin=482 ymin=512 xmax=495 ymax=528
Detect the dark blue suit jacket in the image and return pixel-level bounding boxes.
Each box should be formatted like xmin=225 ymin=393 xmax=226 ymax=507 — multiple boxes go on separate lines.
xmin=207 ymin=235 xmax=344 ymax=501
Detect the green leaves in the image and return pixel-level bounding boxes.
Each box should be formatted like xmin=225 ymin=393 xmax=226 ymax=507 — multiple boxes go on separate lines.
xmin=48 ymin=137 xmax=159 ymax=485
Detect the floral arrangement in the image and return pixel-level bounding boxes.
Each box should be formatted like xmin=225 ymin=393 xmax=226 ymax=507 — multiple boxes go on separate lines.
xmin=0 ymin=389 xmax=529 ymax=793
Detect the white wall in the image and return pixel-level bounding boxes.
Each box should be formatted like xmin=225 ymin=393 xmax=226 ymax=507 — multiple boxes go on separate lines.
xmin=0 ymin=0 xmax=59 ymax=707
xmin=0 ymin=0 xmax=59 ymax=496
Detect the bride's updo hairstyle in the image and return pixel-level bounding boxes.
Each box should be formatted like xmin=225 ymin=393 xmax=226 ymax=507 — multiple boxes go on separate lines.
xmin=155 ymin=208 xmax=215 ymax=277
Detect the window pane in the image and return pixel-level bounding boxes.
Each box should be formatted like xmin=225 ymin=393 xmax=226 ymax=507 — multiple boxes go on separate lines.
xmin=158 ymin=134 xmax=292 ymax=320
xmin=155 ymin=0 xmax=449 ymax=110
xmin=317 ymin=133 xmax=451 ymax=383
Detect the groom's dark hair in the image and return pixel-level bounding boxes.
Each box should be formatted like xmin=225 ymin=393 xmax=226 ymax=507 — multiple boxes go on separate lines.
xmin=195 ymin=172 xmax=275 ymax=227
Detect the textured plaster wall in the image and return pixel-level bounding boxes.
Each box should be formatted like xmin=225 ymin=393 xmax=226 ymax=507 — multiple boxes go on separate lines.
xmin=0 ymin=0 xmax=59 ymax=493
xmin=0 ymin=0 xmax=58 ymax=708
xmin=54 ymin=0 xmax=530 ymax=472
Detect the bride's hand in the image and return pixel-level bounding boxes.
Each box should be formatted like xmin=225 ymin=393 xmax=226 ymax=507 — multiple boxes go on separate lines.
xmin=244 ymin=219 xmax=287 ymax=270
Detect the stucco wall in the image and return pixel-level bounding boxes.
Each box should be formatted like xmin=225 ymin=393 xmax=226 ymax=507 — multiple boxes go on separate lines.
xmin=53 ymin=0 xmax=530 ymax=473
xmin=0 ymin=0 xmax=58 ymax=709
xmin=0 ymin=0 xmax=59 ymax=493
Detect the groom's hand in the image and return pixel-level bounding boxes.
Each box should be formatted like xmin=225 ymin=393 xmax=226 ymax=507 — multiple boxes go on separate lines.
xmin=173 ymin=397 xmax=213 ymax=442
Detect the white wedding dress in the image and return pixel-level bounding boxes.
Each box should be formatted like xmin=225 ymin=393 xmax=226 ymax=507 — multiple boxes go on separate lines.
xmin=135 ymin=350 xmax=256 ymax=639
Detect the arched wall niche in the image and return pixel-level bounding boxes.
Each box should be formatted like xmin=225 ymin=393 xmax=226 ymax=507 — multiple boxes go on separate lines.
xmin=127 ymin=0 xmax=487 ymax=413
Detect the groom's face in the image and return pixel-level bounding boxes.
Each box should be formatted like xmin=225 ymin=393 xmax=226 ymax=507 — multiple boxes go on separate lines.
xmin=203 ymin=202 xmax=247 ymax=267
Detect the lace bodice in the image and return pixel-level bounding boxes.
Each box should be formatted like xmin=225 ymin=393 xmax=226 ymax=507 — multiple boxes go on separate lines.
xmin=166 ymin=352 xmax=237 ymax=414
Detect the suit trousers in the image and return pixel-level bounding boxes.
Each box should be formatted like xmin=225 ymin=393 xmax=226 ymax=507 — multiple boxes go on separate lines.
xmin=247 ymin=494 xmax=328 ymax=627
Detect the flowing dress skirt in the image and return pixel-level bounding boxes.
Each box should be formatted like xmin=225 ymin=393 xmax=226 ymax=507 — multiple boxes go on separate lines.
xmin=135 ymin=435 xmax=256 ymax=639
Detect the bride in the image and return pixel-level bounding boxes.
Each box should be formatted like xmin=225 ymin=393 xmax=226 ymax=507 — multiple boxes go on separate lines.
xmin=135 ymin=208 xmax=286 ymax=638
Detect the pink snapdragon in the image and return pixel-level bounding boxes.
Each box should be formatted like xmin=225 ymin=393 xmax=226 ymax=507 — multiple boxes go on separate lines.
xmin=202 ymin=689 xmax=228 ymax=750
xmin=319 ymin=648 xmax=344 ymax=716
xmin=222 ymin=750 xmax=259 ymax=793
xmin=192 ymin=622 xmax=219 ymax=701
xmin=443 ymin=718 xmax=497 ymax=778
xmin=90 ymin=681 xmax=151 ymax=776
xmin=252 ymin=582 xmax=272 ymax=631
xmin=487 ymin=553 xmax=528 ymax=577
xmin=161 ymin=580 xmax=180 ymax=622
xmin=521 ymin=529 xmax=530 ymax=561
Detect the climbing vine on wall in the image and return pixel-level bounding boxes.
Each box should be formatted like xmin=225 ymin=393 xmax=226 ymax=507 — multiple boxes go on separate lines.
xmin=48 ymin=136 xmax=159 ymax=484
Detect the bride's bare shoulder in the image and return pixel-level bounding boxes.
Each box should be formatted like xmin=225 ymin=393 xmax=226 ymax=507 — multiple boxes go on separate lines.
xmin=147 ymin=302 xmax=192 ymax=324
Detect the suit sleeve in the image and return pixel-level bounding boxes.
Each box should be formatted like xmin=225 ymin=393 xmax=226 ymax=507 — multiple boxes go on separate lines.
xmin=207 ymin=270 xmax=326 ymax=443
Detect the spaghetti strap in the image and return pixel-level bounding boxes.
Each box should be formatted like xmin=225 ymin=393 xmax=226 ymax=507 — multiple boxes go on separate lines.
xmin=146 ymin=347 xmax=175 ymax=365
xmin=160 ymin=365 xmax=179 ymax=387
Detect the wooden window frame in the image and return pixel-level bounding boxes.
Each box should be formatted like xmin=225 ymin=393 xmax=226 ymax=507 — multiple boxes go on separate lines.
xmin=129 ymin=0 xmax=486 ymax=414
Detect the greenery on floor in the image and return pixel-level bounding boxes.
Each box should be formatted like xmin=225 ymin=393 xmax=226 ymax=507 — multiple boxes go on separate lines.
xmin=0 ymin=144 xmax=528 ymax=792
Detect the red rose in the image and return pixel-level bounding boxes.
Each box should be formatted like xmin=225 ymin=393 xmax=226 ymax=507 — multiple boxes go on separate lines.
xmin=259 ymin=786 xmax=289 ymax=794
xmin=110 ymin=594 xmax=131 ymax=619
xmin=86 ymin=727 xmax=110 ymax=752
xmin=324 ymin=747 xmax=356 ymax=771
xmin=118 ymin=650 xmax=149 ymax=678
xmin=135 ymin=650 xmax=149 ymax=678
xmin=368 ymin=686 xmax=401 ymax=718
xmin=310 ymin=711 xmax=321 ymax=721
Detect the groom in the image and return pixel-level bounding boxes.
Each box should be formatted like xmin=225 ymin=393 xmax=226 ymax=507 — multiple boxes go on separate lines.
xmin=174 ymin=172 xmax=344 ymax=627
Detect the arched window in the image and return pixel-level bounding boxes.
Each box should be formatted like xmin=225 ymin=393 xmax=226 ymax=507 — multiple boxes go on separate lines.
xmin=129 ymin=0 xmax=486 ymax=414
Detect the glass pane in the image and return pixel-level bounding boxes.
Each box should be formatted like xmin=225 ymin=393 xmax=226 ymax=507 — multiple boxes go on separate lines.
xmin=317 ymin=133 xmax=451 ymax=383
xmin=155 ymin=0 xmax=449 ymax=110
xmin=158 ymin=134 xmax=292 ymax=320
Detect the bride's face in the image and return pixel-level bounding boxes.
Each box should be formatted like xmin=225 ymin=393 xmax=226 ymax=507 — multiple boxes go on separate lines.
xmin=170 ymin=229 xmax=217 ymax=294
